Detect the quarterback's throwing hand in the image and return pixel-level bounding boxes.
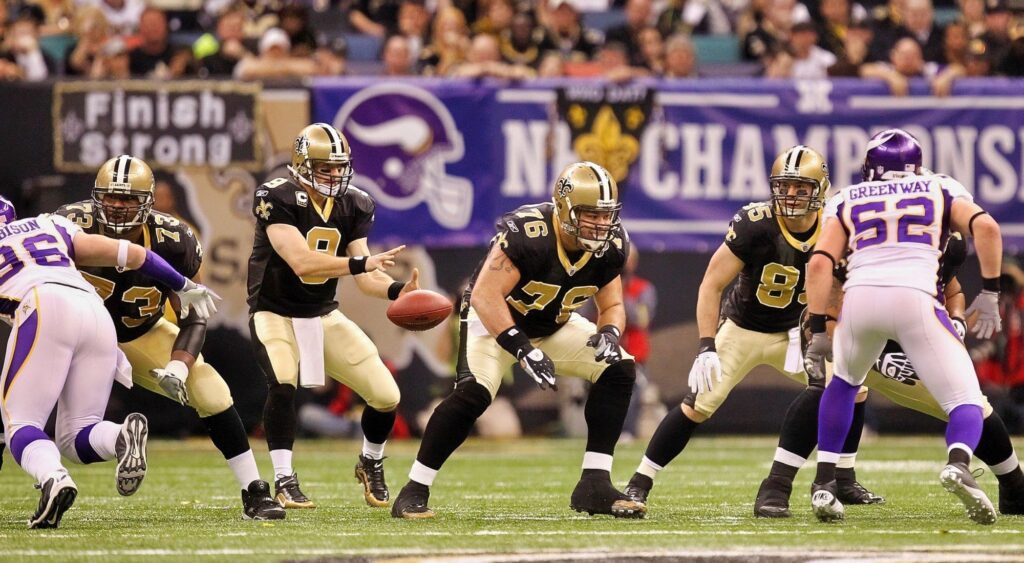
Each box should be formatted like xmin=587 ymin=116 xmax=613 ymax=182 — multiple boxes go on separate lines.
xmin=519 ymin=347 xmax=557 ymax=391
xmin=586 ymin=325 xmax=622 ymax=364
xmin=152 ymin=360 xmax=189 ymax=406
xmin=966 ymin=290 xmax=1001 ymax=339
xmin=803 ymin=332 xmax=832 ymax=383
xmin=368 ymin=245 xmax=406 ymax=273
xmin=177 ymin=279 xmax=221 ymax=320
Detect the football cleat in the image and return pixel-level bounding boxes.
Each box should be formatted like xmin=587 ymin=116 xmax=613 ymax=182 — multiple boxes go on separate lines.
xmin=939 ymin=462 xmax=997 ymax=525
xmin=29 ymin=470 xmax=78 ymax=529
xmin=242 ymin=480 xmax=286 ymax=520
xmin=390 ymin=481 xmax=435 ymax=519
xmin=811 ymin=481 xmax=845 ymax=522
xmin=570 ymin=471 xmax=646 ymax=519
xmin=998 ymin=481 xmax=1024 ymax=515
xmin=274 ymin=473 xmax=316 ymax=508
xmin=754 ymin=477 xmax=793 ymax=518
xmin=836 ymin=468 xmax=885 ymax=505
xmin=624 ymin=472 xmax=653 ymax=505
xmin=115 ymin=413 xmax=148 ymax=496
xmin=355 ymin=455 xmax=390 ymax=507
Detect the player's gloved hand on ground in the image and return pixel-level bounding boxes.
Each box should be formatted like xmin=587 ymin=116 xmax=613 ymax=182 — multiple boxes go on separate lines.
xmin=177 ymin=279 xmax=221 ymax=319
xmin=966 ymin=290 xmax=1001 ymax=339
xmin=951 ymin=317 xmax=968 ymax=341
xmin=803 ymin=332 xmax=832 ymax=383
xmin=688 ymin=337 xmax=722 ymax=394
xmin=518 ymin=346 xmax=557 ymax=391
xmin=586 ymin=325 xmax=622 ymax=364
xmin=151 ymin=359 xmax=189 ymax=406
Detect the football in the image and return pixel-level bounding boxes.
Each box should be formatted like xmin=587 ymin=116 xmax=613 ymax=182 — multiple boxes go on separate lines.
xmin=386 ymin=289 xmax=453 ymax=331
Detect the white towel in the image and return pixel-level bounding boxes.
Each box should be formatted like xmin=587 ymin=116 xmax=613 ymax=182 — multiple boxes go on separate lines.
xmin=783 ymin=326 xmax=803 ymax=373
xmin=292 ymin=317 xmax=325 ymax=388
xmin=114 ymin=349 xmax=133 ymax=389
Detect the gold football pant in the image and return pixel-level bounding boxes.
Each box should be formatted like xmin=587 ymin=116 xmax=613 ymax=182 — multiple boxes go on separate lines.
xmin=120 ymin=317 xmax=234 ymax=418
xmin=251 ymin=310 xmax=399 ymax=411
xmin=463 ymin=309 xmax=634 ymax=399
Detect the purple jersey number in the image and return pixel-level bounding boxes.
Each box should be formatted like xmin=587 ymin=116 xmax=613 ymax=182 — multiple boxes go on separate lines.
xmin=850 ymin=201 xmax=887 ymax=249
xmin=850 ymin=197 xmax=936 ymax=250
xmin=895 ymin=197 xmax=935 ymax=245
xmin=0 ymin=234 xmax=72 ymax=285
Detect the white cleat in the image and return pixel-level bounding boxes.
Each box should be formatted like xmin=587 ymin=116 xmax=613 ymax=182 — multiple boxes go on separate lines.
xmin=940 ymin=463 xmax=997 ymax=525
xmin=811 ymin=481 xmax=845 ymax=523
xmin=115 ymin=413 xmax=149 ymax=496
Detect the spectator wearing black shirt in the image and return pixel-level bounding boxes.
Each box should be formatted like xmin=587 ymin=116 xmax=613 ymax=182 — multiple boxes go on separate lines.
xmin=605 ymin=0 xmax=653 ymax=65
xmin=129 ymin=8 xmax=191 ymax=78
xmin=540 ymin=0 xmax=602 ymax=62
xmin=195 ymin=8 xmax=251 ymax=77
xmin=1 ymin=6 xmax=59 ymax=81
xmin=279 ymin=4 xmax=317 ymax=57
xmin=901 ymin=0 xmax=945 ymax=62
xmin=349 ymin=0 xmax=403 ymax=37
xmin=499 ymin=10 xmax=546 ymax=67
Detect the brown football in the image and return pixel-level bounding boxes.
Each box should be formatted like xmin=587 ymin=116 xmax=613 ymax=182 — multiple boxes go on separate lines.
xmin=386 ymin=289 xmax=453 ymax=331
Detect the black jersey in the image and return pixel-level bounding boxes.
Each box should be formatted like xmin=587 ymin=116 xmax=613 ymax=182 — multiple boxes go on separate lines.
xmin=720 ymin=202 xmax=819 ymax=334
xmin=469 ymin=202 xmax=629 ymax=339
xmin=247 ymin=178 xmax=375 ymax=318
xmin=54 ymin=201 xmax=202 ymax=343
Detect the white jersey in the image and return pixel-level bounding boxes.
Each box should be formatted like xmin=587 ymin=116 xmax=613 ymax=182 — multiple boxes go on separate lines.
xmin=824 ymin=173 xmax=972 ymax=296
xmin=0 ymin=214 xmax=94 ymax=314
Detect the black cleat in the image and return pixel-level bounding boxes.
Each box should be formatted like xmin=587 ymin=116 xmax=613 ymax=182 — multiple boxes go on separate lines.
xmin=355 ymin=455 xmax=390 ymax=507
xmin=391 ymin=481 xmax=435 ymax=519
xmin=115 ymin=413 xmax=148 ymax=496
xmin=754 ymin=477 xmax=793 ymax=518
xmin=811 ymin=480 xmax=844 ymax=522
xmin=274 ymin=473 xmax=316 ymax=508
xmin=836 ymin=468 xmax=884 ymax=505
xmin=624 ymin=473 xmax=652 ymax=504
xmin=29 ymin=471 xmax=77 ymax=529
xmin=570 ymin=470 xmax=646 ymax=519
xmin=242 ymin=480 xmax=286 ymax=520
xmin=940 ymin=462 xmax=997 ymax=525
xmin=998 ymin=482 xmax=1024 ymax=515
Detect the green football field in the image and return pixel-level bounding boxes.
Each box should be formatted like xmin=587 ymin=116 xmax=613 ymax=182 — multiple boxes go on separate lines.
xmin=0 ymin=436 xmax=1022 ymax=561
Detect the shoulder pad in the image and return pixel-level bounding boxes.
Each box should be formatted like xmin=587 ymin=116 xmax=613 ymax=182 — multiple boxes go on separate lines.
xmin=345 ymin=186 xmax=376 ymax=213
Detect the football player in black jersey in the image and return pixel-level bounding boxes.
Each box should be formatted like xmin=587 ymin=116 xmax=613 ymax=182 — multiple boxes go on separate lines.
xmin=248 ymin=123 xmax=411 ymax=510
xmin=391 ymin=161 xmax=644 ymax=519
xmin=56 ymin=155 xmax=285 ymax=521
xmin=623 ymin=146 xmax=880 ymax=510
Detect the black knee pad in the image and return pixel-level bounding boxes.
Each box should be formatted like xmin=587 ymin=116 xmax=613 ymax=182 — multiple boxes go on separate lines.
xmin=595 ymin=360 xmax=636 ymax=389
xmin=447 ymin=379 xmax=492 ymax=420
xmin=267 ymin=383 xmax=295 ymax=403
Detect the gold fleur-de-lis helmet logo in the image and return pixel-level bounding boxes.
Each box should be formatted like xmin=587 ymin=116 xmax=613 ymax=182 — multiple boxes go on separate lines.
xmin=295 ymin=135 xmax=310 ymax=157
xmin=556 ymin=177 xmax=573 ymax=198
xmin=256 ymin=199 xmax=273 ymax=221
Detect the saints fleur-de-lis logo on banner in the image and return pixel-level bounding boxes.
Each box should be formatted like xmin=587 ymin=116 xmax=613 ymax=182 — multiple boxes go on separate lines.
xmin=574 ymin=106 xmax=639 ymax=182
xmin=556 ymin=86 xmax=652 ymax=184
xmin=256 ymin=199 xmax=273 ymax=221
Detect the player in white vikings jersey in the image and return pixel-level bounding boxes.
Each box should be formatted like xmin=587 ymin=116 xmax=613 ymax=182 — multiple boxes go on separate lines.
xmin=804 ymin=129 xmax=1004 ymax=525
xmin=0 ymin=196 xmax=218 ymax=529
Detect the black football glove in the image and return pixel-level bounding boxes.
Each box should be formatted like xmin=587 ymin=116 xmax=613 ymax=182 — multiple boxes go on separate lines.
xmin=517 ymin=346 xmax=558 ymax=391
xmin=586 ymin=325 xmax=622 ymax=364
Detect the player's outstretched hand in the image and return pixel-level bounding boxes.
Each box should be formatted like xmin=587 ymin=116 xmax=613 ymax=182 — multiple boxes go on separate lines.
xmin=151 ymin=360 xmax=189 ymax=406
xmin=368 ymin=245 xmax=405 ymax=273
xmin=518 ymin=346 xmax=557 ymax=391
xmin=400 ymin=268 xmax=421 ymax=296
xmin=586 ymin=325 xmax=622 ymax=364
xmin=803 ymin=332 xmax=832 ymax=383
xmin=177 ymin=279 xmax=221 ymax=319
xmin=688 ymin=350 xmax=721 ymax=394
xmin=966 ymin=290 xmax=1001 ymax=339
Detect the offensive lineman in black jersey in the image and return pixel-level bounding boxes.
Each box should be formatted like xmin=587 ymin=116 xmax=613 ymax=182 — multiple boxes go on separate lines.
xmin=623 ymin=146 xmax=881 ymax=510
xmin=56 ymin=155 xmax=285 ymax=520
xmin=248 ymin=123 xmax=411 ymax=510
xmin=391 ymin=161 xmax=645 ymax=519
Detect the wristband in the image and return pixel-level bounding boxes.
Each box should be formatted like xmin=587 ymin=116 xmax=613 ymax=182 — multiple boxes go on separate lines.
xmin=598 ymin=324 xmax=621 ymax=339
xmin=115 ymin=239 xmax=130 ymax=272
xmin=698 ymin=337 xmax=716 ymax=353
xmin=387 ymin=281 xmax=405 ymax=300
xmin=496 ymin=326 xmax=531 ymax=358
xmin=982 ymin=277 xmax=1001 ymax=293
xmin=808 ymin=313 xmax=828 ymax=334
xmin=349 ymin=256 xmax=367 ymax=275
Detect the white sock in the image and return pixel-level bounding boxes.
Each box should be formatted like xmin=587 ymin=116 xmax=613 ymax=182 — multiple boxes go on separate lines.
xmin=991 ymin=453 xmax=1020 ymax=476
xmin=409 ymin=461 xmax=438 ymax=486
xmin=582 ymin=451 xmax=613 ymax=472
xmin=270 ymin=449 xmax=293 ymax=479
xmin=948 ymin=442 xmax=974 ymax=458
xmin=362 ymin=438 xmax=386 ymax=460
xmin=818 ymin=451 xmax=841 ymax=465
xmin=837 ymin=452 xmax=857 ymax=469
xmin=20 ymin=440 xmax=65 ymax=484
xmin=227 ymin=450 xmax=262 ymax=489
xmin=637 ymin=456 xmax=663 ymax=479
xmin=773 ymin=447 xmax=807 ymax=469
xmin=88 ymin=421 xmax=121 ymax=461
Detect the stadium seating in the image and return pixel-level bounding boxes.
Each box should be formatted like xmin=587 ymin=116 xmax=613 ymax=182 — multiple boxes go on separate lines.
xmin=693 ymin=34 xmax=740 ymax=65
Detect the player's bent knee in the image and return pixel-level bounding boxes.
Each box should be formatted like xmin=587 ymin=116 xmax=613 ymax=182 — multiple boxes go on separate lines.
xmin=446 ymin=379 xmax=492 ymax=420
xmin=187 ymin=365 xmax=234 ymax=418
xmin=681 ymin=401 xmax=709 ymax=423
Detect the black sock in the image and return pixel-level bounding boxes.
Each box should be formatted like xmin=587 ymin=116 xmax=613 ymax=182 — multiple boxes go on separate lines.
xmin=201 ymin=406 xmax=251 ymax=460
xmin=776 ymin=386 xmax=824 ymax=473
xmin=948 ymin=448 xmax=971 ymax=466
xmin=974 ymin=414 xmax=1024 ymax=488
xmin=769 ymin=461 xmax=799 ymax=482
xmin=644 ymin=405 xmax=700 ymax=468
xmin=842 ymin=400 xmax=866 ymax=455
xmin=264 ymin=383 xmax=297 ymax=451
xmin=815 ymin=462 xmax=836 ymax=484
xmin=415 ymin=380 xmax=491 ymax=470
xmin=361 ymin=406 xmax=396 ymax=446
xmin=585 ymin=362 xmax=635 ymax=456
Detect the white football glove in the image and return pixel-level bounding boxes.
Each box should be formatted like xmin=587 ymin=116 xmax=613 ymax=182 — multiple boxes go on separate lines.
xmin=518 ymin=347 xmax=557 ymax=391
xmin=804 ymin=332 xmax=833 ymax=383
xmin=176 ymin=279 xmax=221 ymax=320
xmin=688 ymin=349 xmax=722 ymax=395
xmin=151 ymin=359 xmax=189 ymax=405
xmin=966 ymin=290 xmax=1001 ymax=340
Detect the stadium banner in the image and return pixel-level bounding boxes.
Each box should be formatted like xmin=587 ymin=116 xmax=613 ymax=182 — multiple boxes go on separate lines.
xmin=311 ymin=77 xmax=1024 ymax=251
xmin=52 ymin=81 xmax=263 ymax=173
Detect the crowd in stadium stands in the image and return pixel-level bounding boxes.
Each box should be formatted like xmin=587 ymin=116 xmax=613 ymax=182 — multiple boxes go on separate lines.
xmin=0 ymin=0 xmax=1021 ymax=88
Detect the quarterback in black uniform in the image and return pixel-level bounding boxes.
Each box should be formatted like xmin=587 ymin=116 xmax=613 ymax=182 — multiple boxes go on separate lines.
xmin=248 ymin=123 xmax=411 ymax=510
xmin=56 ymin=155 xmax=284 ymax=521
xmin=623 ymin=146 xmax=880 ymax=510
xmin=391 ymin=161 xmax=644 ymax=519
